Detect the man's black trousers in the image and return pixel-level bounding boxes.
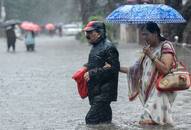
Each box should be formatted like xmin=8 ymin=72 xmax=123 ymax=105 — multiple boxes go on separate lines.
xmin=85 ymin=101 xmax=112 ymax=124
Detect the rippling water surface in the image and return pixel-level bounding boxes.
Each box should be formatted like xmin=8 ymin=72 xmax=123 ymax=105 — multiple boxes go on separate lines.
xmin=0 ymin=37 xmax=191 ymax=130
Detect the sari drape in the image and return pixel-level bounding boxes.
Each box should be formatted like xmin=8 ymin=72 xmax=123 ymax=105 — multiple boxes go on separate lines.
xmin=127 ymin=41 xmax=177 ymax=125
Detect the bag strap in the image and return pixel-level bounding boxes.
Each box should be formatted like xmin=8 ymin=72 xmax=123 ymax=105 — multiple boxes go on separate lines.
xmin=161 ymin=41 xmax=188 ymax=72
xmin=161 ymin=41 xmax=177 ymax=70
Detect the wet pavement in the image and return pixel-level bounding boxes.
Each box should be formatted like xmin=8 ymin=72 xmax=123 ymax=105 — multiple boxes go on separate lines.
xmin=0 ymin=36 xmax=191 ymax=130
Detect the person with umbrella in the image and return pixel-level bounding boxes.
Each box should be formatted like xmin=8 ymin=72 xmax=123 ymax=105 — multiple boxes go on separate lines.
xmin=45 ymin=23 xmax=55 ymax=36
xmin=106 ymin=22 xmax=177 ymax=125
xmin=20 ymin=21 xmax=40 ymax=51
xmin=5 ymin=24 xmax=17 ymax=52
xmin=105 ymin=3 xmax=186 ymax=125
xmin=3 ymin=19 xmax=21 ymax=52
xmin=83 ymin=21 xmax=120 ymax=124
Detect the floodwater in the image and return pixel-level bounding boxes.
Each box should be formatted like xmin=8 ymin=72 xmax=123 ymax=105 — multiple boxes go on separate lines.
xmin=0 ymin=36 xmax=190 ymax=130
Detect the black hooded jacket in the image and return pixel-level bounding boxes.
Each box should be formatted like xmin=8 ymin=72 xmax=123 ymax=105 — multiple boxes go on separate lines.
xmin=86 ymin=38 xmax=120 ymax=105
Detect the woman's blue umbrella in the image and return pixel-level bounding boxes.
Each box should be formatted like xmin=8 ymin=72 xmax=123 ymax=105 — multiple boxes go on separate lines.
xmin=106 ymin=4 xmax=186 ymax=24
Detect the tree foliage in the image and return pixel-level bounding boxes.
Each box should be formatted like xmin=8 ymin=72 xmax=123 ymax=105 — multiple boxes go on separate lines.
xmin=3 ymin=0 xmax=79 ymax=24
xmin=2 ymin=0 xmax=191 ymax=43
xmin=163 ymin=0 xmax=191 ymax=43
xmin=78 ymin=0 xmax=125 ymax=24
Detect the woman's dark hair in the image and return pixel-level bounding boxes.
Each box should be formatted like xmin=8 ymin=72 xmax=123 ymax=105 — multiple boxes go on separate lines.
xmin=142 ymin=22 xmax=166 ymax=41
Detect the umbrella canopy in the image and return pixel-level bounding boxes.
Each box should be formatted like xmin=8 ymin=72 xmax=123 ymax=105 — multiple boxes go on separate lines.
xmin=20 ymin=22 xmax=41 ymax=32
xmin=20 ymin=22 xmax=35 ymax=31
xmin=33 ymin=24 xmax=41 ymax=32
xmin=45 ymin=23 xmax=55 ymax=30
xmin=106 ymin=4 xmax=186 ymax=24
xmin=2 ymin=19 xmax=21 ymax=27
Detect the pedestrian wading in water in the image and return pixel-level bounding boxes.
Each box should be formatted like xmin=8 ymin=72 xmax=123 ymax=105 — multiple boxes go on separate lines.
xmin=106 ymin=22 xmax=177 ymax=125
xmin=83 ymin=21 xmax=120 ymax=125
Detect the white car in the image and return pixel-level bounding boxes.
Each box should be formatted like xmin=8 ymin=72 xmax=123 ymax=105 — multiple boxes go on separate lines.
xmin=62 ymin=23 xmax=82 ymax=36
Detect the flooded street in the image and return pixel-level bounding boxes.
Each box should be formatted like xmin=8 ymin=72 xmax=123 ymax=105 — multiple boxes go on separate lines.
xmin=0 ymin=36 xmax=191 ymax=130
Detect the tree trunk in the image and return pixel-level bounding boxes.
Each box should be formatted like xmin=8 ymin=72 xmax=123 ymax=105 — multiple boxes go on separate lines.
xmin=164 ymin=0 xmax=191 ymax=43
xmin=79 ymin=0 xmax=98 ymax=25
xmin=182 ymin=1 xmax=191 ymax=44
xmin=79 ymin=0 xmax=89 ymax=24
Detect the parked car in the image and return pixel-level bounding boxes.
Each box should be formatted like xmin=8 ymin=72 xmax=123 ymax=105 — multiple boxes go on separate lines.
xmin=62 ymin=23 xmax=82 ymax=36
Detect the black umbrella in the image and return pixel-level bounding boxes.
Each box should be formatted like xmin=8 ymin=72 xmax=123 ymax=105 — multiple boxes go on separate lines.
xmin=1 ymin=19 xmax=21 ymax=27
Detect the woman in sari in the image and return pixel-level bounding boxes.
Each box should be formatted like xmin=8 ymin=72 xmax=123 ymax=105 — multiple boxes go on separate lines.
xmin=121 ymin=22 xmax=177 ymax=125
xmin=103 ymin=22 xmax=177 ymax=125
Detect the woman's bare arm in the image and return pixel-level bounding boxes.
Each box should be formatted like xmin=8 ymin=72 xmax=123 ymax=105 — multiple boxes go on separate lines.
xmin=153 ymin=53 xmax=174 ymax=74
xmin=143 ymin=45 xmax=174 ymax=75
xmin=104 ymin=62 xmax=128 ymax=74
xmin=120 ymin=66 xmax=128 ymax=74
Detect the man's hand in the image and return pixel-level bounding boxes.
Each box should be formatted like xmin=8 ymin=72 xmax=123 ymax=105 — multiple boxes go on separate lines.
xmin=84 ymin=72 xmax=90 ymax=81
xmin=83 ymin=62 xmax=111 ymax=81
xmin=103 ymin=62 xmax=111 ymax=68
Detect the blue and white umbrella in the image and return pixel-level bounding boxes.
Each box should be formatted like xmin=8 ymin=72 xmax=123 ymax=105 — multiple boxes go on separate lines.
xmin=106 ymin=4 xmax=186 ymax=24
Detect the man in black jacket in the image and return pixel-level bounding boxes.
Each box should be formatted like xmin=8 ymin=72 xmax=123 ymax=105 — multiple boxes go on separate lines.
xmin=83 ymin=21 xmax=120 ymax=124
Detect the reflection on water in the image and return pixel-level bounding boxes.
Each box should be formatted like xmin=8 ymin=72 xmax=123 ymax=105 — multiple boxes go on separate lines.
xmin=75 ymin=123 xmax=120 ymax=130
xmin=75 ymin=123 xmax=179 ymax=130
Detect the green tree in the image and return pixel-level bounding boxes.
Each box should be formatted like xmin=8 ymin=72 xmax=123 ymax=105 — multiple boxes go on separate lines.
xmin=163 ymin=0 xmax=191 ymax=43
xmin=4 ymin=0 xmax=80 ymax=24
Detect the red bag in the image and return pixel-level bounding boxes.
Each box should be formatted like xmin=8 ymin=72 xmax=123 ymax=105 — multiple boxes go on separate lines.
xmin=156 ymin=42 xmax=191 ymax=91
xmin=72 ymin=67 xmax=88 ymax=99
xmin=156 ymin=61 xmax=191 ymax=91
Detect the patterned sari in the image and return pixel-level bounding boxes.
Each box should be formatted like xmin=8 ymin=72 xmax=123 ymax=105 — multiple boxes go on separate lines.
xmin=127 ymin=40 xmax=177 ymax=125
